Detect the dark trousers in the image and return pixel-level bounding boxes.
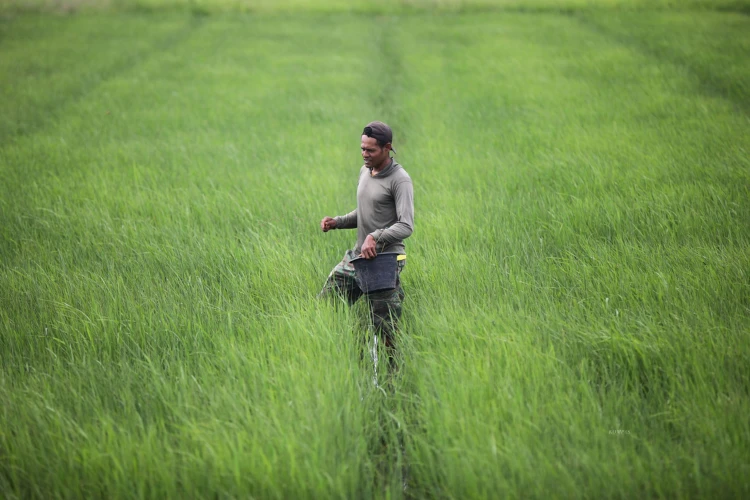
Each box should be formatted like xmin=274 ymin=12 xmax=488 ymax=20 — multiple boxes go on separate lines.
xmin=318 ymin=249 xmax=405 ymax=349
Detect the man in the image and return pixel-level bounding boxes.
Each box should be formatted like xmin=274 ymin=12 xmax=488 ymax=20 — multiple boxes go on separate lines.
xmin=318 ymin=121 xmax=414 ymax=354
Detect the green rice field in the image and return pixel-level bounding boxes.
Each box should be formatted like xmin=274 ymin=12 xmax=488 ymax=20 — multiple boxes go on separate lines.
xmin=1 ymin=0 xmax=749 ymax=497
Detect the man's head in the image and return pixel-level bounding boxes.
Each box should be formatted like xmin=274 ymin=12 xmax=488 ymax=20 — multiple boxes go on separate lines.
xmin=361 ymin=121 xmax=396 ymax=170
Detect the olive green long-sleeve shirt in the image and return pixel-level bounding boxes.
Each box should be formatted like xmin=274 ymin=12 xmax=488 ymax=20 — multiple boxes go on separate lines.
xmin=334 ymin=159 xmax=414 ymax=255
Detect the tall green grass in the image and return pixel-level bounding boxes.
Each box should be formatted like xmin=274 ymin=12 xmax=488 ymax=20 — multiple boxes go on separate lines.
xmin=1 ymin=1 xmax=749 ymax=498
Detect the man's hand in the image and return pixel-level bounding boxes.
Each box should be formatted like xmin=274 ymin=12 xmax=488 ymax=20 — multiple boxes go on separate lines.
xmin=320 ymin=217 xmax=337 ymax=232
xmin=360 ymin=234 xmax=378 ymax=259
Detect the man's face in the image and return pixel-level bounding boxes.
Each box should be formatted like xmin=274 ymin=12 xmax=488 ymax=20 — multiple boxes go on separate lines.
xmin=361 ymin=135 xmax=390 ymax=168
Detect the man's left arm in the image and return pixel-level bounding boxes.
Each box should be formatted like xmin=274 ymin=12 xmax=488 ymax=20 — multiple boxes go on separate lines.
xmin=369 ymin=179 xmax=414 ymax=247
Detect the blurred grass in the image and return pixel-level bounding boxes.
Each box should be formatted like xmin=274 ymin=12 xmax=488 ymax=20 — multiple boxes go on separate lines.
xmin=1 ymin=1 xmax=749 ymax=498
xmin=2 ymin=0 xmax=750 ymax=14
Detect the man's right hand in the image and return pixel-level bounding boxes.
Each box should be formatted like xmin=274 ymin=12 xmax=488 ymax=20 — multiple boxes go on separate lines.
xmin=320 ymin=217 xmax=337 ymax=232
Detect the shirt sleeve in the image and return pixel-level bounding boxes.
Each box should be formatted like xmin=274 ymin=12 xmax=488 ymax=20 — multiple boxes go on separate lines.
xmin=334 ymin=209 xmax=357 ymax=229
xmin=370 ymin=179 xmax=414 ymax=245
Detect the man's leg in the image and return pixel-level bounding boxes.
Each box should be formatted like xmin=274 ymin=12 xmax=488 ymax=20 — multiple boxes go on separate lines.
xmin=367 ymin=262 xmax=405 ymax=370
xmin=317 ymin=250 xmax=362 ymax=305
xmin=367 ymin=285 xmax=404 ymax=347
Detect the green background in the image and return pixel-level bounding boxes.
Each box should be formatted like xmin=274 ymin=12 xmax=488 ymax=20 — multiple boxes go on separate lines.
xmin=1 ymin=0 xmax=748 ymax=497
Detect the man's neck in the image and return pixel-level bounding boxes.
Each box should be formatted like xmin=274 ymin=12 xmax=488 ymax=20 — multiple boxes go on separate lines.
xmin=371 ymin=157 xmax=392 ymax=176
